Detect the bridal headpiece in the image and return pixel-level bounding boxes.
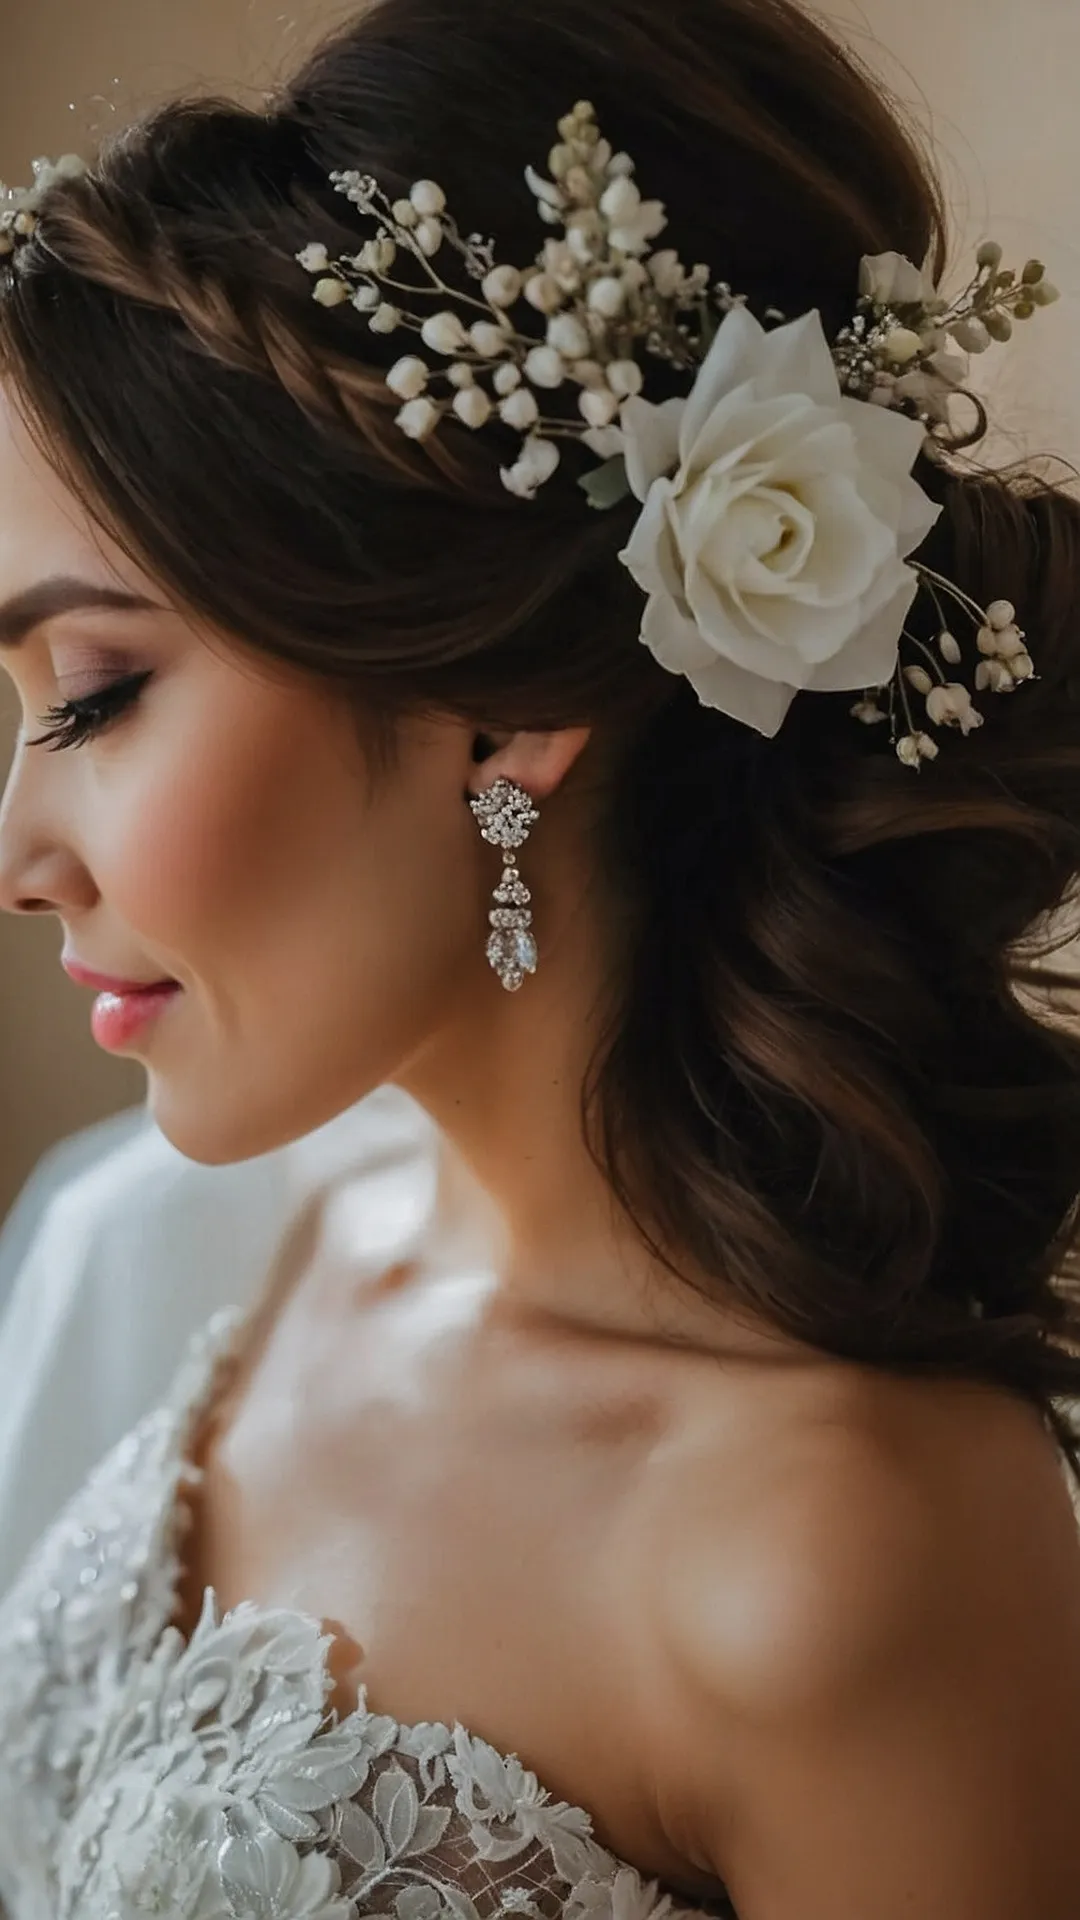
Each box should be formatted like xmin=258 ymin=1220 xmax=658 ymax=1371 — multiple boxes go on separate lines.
xmin=284 ymin=99 xmax=1059 ymax=768
xmin=0 ymin=123 xmax=1062 ymax=987
xmin=1 ymin=123 xmax=1059 ymax=770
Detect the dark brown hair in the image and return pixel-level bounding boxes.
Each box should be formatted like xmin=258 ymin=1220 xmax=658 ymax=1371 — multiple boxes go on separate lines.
xmin=5 ymin=0 xmax=1080 ymax=1474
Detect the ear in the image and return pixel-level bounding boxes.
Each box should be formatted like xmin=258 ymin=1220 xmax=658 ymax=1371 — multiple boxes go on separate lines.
xmin=467 ymin=725 xmax=593 ymax=804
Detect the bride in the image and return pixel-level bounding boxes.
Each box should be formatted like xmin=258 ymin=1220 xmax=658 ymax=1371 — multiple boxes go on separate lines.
xmin=0 ymin=0 xmax=1079 ymax=1912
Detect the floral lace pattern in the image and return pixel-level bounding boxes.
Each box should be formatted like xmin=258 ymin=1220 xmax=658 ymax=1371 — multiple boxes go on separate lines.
xmin=0 ymin=1312 xmax=737 ymax=1920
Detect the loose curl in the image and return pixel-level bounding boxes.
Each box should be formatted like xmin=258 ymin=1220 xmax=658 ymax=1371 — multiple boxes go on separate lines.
xmin=4 ymin=0 xmax=1080 ymax=1476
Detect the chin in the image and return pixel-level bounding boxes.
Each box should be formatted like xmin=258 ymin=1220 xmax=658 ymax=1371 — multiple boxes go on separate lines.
xmin=145 ymin=1098 xmax=279 ymax=1166
xmin=144 ymin=1063 xmax=388 ymax=1167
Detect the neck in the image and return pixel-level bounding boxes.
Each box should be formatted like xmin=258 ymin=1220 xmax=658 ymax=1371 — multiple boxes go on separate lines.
xmin=389 ymin=879 xmax=778 ymax=1360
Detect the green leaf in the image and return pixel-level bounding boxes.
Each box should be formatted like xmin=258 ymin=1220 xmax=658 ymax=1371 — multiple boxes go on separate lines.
xmin=578 ymin=454 xmax=631 ymax=511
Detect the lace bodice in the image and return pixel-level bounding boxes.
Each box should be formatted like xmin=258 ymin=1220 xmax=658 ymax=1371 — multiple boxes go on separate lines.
xmin=0 ymin=1310 xmax=737 ymax=1920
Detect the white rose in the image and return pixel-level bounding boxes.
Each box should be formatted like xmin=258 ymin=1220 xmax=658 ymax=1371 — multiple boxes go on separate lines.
xmin=598 ymin=303 xmax=942 ymax=736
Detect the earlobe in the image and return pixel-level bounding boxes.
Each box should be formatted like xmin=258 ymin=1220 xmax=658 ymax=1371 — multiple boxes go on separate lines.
xmin=467 ymin=725 xmax=592 ymax=803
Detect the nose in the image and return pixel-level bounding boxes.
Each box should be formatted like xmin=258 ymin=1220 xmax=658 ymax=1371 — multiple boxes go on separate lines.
xmin=0 ymin=736 xmax=94 ymax=919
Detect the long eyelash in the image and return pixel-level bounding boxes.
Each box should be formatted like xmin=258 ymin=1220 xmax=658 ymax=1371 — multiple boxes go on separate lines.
xmin=27 ymin=671 xmax=153 ymax=752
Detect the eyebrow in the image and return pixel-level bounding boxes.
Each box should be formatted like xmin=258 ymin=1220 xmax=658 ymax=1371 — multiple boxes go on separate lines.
xmin=0 ymin=575 xmax=165 ymax=649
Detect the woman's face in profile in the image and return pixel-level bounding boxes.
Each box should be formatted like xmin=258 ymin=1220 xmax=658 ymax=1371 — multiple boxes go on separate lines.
xmin=0 ymin=384 xmax=488 ymax=1164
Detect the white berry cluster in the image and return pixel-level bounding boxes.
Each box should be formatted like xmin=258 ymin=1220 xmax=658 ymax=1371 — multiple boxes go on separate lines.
xmin=295 ymin=100 xmax=728 ymax=498
xmin=974 ymin=600 xmax=1034 ymax=691
xmin=852 ymin=588 xmax=1035 ymax=767
xmin=832 ymin=247 xmax=1056 ymax=766
xmin=0 ymin=152 xmax=87 ymax=261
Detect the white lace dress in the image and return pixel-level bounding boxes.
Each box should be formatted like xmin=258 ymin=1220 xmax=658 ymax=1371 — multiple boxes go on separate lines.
xmin=0 ymin=1310 xmax=738 ymax=1920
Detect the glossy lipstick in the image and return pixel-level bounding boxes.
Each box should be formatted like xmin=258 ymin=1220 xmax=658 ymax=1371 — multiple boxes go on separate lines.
xmin=88 ymin=983 xmax=181 ymax=1051
xmin=62 ymin=959 xmax=182 ymax=1053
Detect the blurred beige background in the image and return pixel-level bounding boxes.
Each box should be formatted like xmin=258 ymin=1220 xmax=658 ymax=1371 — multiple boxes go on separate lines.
xmin=0 ymin=0 xmax=1077 ymax=1223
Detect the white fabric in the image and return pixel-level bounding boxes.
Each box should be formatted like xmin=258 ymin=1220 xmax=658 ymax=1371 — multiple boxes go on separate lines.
xmin=0 ymin=1107 xmax=148 ymax=1317
xmin=0 ymin=1308 xmax=735 ymax=1920
xmin=0 ymin=1086 xmax=435 ymax=1600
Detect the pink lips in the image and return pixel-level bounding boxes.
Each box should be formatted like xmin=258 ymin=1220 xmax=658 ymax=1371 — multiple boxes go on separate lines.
xmin=61 ymin=957 xmax=182 ymax=1052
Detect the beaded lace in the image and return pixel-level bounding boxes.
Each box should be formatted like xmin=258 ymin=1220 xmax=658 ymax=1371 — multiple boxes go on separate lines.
xmin=0 ymin=1310 xmax=736 ymax=1920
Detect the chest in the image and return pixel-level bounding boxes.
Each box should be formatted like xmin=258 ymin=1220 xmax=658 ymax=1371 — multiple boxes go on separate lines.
xmin=179 ymin=1277 xmax=725 ymax=1896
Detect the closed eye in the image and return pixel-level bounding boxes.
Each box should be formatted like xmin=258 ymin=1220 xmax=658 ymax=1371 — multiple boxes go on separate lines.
xmin=26 ymin=670 xmax=153 ymax=752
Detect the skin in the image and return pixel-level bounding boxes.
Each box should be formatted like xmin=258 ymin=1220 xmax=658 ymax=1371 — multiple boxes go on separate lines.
xmin=2 ymin=379 xmax=1080 ymax=1916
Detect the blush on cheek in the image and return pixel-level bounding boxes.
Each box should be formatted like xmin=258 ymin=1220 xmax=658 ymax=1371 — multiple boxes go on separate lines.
xmin=102 ymin=803 xmax=238 ymax=953
xmin=101 ymin=771 xmax=313 ymax=964
xmin=90 ymin=662 xmax=374 ymax=987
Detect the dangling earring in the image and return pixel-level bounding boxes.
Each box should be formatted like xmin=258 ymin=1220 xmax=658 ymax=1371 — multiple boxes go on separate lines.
xmin=468 ymin=777 xmax=540 ymax=992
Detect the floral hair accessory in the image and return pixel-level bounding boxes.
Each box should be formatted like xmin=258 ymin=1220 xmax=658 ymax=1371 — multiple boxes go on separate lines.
xmin=292 ymin=102 xmax=1059 ymax=766
xmin=0 ymin=154 xmax=87 ymax=260
xmin=0 ymin=130 xmax=1053 ymax=769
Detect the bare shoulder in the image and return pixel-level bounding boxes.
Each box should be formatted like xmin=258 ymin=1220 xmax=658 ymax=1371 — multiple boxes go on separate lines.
xmin=653 ymin=1360 xmax=1080 ymax=1716
xmin=638 ymin=1360 xmax=1080 ymax=1917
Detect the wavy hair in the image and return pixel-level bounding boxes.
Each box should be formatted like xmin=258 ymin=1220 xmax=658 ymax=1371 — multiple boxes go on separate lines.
xmin=4 ymin=0 xmax=1080 ymax=1475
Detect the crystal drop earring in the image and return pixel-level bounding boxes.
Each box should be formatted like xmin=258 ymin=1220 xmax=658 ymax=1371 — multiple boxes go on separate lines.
xmin=468 ymin=777 xmax=541 ymax=992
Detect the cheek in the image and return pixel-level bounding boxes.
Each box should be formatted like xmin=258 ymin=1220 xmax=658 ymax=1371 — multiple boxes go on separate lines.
xmin=90 ymin=670 xmax=480 ymax=1016
xmin=94 ymin=707 xmax=332 ymax=952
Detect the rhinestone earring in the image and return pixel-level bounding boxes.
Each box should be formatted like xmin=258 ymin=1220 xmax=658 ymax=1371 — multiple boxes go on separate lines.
xmin=468 ymin=777 xmax=541 ymax=992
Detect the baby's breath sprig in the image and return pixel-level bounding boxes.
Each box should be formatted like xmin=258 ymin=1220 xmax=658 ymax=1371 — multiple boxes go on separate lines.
xmin=831 ymin=241 xmax=1061 ymax=448
xmin=0 ymin=153 xmax=87 ymax=262
xmin=295 ymin=100 xmax=727 ymax=497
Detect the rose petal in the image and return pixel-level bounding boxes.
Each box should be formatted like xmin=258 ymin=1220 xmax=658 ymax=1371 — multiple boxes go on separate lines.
xmin=720 ymin=309 xmax=844 ymax=419
xmin=619 ymin=480 xmax=688 ymax=608
xmin=677 ymin=307 xmax=847 ymax=459
xmin=676 ymin=409 xmax=886 ymax=604
xmin=780 ymin=472 xmax=896 ymax=610
xmin=682 ymin=388 xmax=827 ymax=484
xmin=619 ymin=395 xmax=684 ymax=499
xmin=730 ymin=488 xmax=815 ymax=584
xmin=685 ymin=553 xmax=830 ymax=681
xmin=685 ymin=651 xmax=798 ymax=736
xmin=687 ymin=481 xmax=817 ymax=597
xmin=677 ymin=307 xmax=772 ymax=456
xmin=898 ymin=482 xmax=943 ymax=555
xmin=730 ymin=581 xmax=860 ymax=662
xmin=683 ymin=558 xmax=852 ymax=684
xmin=756 ymin=415 xmax=860 ymax=492
xmin=639 ymin=588 xmax=728 ymax=679
xmin=840 ymin=404 xmax=942 ymax=550
xmin=806 ymin=564 xmax=920 ymax=693
xmin=897 ymin=476 xmax=943 ymax=554
xmin=681 ymin=468 xmax=894 ymax=648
